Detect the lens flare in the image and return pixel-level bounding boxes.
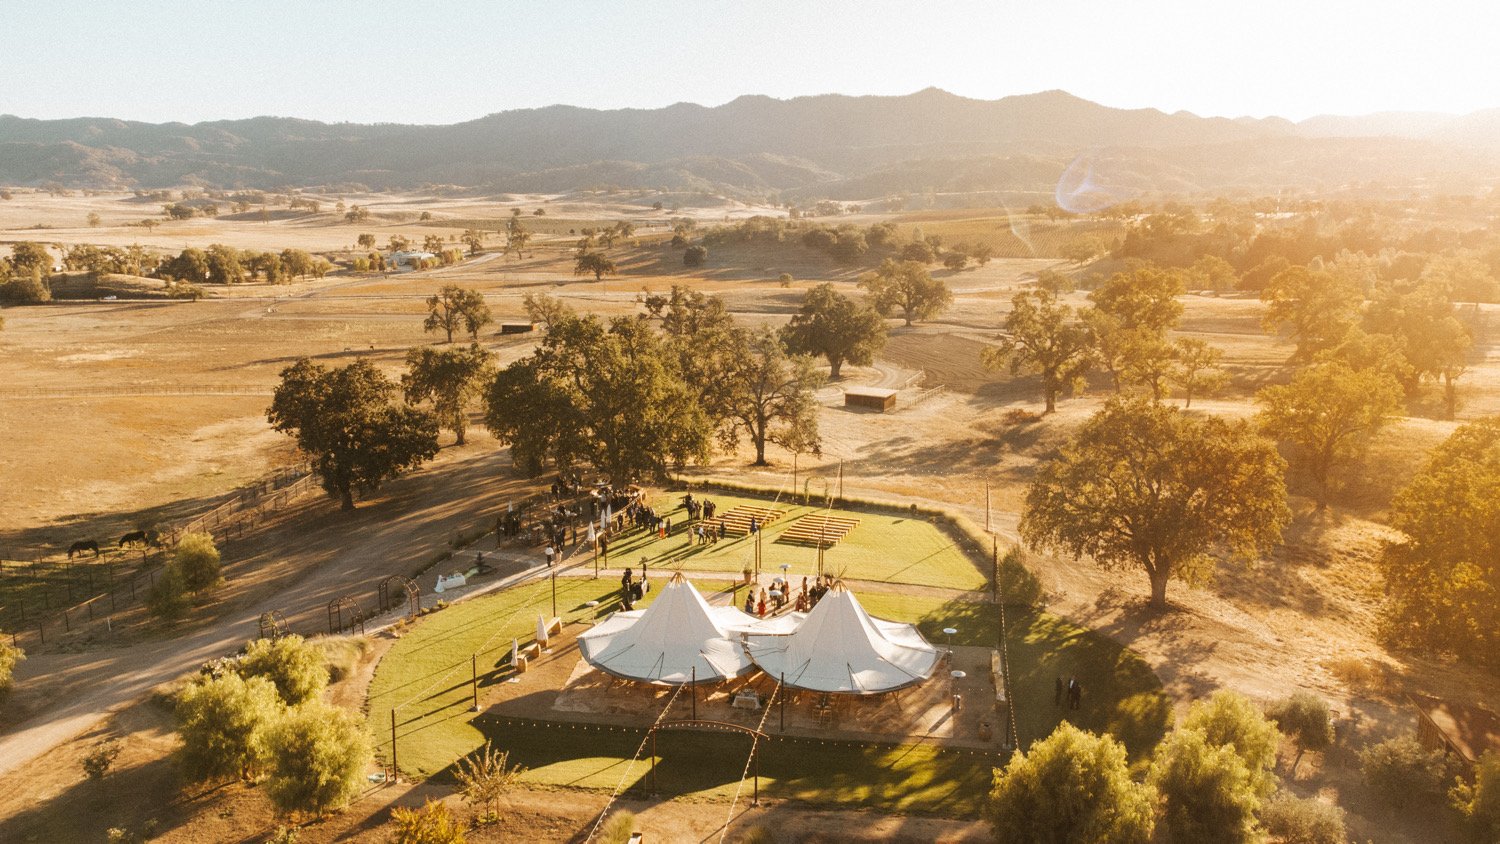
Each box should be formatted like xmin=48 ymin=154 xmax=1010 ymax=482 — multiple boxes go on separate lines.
xmin=1055 ymin=149 xmax=1135 ymax=215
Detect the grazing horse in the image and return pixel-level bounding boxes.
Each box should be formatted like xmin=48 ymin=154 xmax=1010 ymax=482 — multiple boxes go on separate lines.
xmin=119 ymin=530 xmax=149 ymax=548
xmin=67 ymin=539 xmax=99 ymax=559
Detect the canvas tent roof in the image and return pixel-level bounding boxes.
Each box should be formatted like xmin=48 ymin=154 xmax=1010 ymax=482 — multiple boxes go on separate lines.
xmin=740 ymin=582 xmax=940 ymax=694
xmin=577 ymin=573 xmax=757 ymax=685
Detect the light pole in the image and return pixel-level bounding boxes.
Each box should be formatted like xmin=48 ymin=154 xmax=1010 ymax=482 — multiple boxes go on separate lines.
xmin=551 ymin=567 xmax=557 ymax=619
xmin=943 ymin=627 xmax=957 ymax=658
xmin=755 ymin=526 xmax=762 ymax=581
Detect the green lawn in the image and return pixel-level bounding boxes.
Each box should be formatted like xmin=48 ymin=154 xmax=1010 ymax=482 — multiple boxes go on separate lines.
xmin=858 ymin=593 xmax=1171 ymax=760
xmin=597 ymin=491 xmax=987 ymax=591
xmin=367 ymin=575 xmax=1169 ymax=814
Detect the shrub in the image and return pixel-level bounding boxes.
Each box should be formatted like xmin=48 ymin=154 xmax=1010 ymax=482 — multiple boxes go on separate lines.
xmin=683 ymin=245 xmax=708 ymax=267
xmin=1149 ymin=728 xmax=1265 ymax=843
xmin=175 ymin=673 xmax=281 ymax=781
xmin=173 ymin=532 xmax=222 ymax=591
xmin=0 ymin=269 xmax=50 ymax=304
xmin=996 ymin=546 xmax=1043 ymax=607
xmin=239 ymin=634 xmax=328 ymax=706
xmin=83 ymin=738 xmax=122 ymax=781
xmin=166 ymin=281 xmax=204 ymax=300
xmin=598 ymin=810 xmax=638 ymax=844
xmin=986 ymin=722 xmax=1155 ymax=843
xmin=264 ymin=702 xmax=372 ymax=817
xmin=455 ymin=742 xmax=525 ymax=820
xmin=1451 ymin=751 xmax=1500 ymax=842
xmin=1002 ymin=408 xmax=1043 ymax=425
xmin=1259 ymin=792 xmax=1347 ymax=844
xmin=148 ymin=564 xmax=191 ymax=620
xmin=1181 ymin=691 xmax=1281 ymax=797
xmin=732 ymin=826 xmax=776 ymax=844
xmin=943 ymin=252 xmax=969 ymax=271
xmin=1360 ymin=734 xmax=1456 ymax=809
xmin=0 ymin=640 xmax=23 ymax=694
xmin=389 ymin=798 xmax=466 ymax=844
xmin=1267 ymin=693 xmax=1334 ymax=772
xmin=777 ymin=272 xmax=794 ymax=287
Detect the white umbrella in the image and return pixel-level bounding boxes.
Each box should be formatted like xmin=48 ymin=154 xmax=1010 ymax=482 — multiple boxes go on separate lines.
xmin=587 ymin=523 xmax=597 ymax=545
xmin=536 ymin=613 xmax=549 ymax=648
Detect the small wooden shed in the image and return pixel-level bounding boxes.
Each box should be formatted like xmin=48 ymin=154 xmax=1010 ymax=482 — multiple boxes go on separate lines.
xmin=1411 ymin=693 xmax=1500 ymax=776
xmin=844 ymin=387 xmax=898 ymax=412
xmin=499 ymin=322 xmax=538 ymax=335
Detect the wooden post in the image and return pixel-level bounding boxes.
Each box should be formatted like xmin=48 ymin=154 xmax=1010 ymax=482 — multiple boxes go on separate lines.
xmin=472 ymin=654 xmax=479 ymax=712
xmin=650 ymin=730 xmax=658 ymax=795
xmin=992 ymin=535 xmax=999 ymax=604
xmin=390 ymin=709 xmax=398 ymax=781
xmin=837 ymin=460 xmax=844 ymax=501
xmin=780 ymin=673 xmax=785 ymax=732
xmin=752 ymin=744 xmax=759 ymax=806
xmin=985 ymin=482 xmax=991 ymax=532
xmin=691 ymin=666 xmax=696 ymax=720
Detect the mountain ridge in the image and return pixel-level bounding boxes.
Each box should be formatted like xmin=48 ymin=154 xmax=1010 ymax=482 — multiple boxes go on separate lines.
xmin=3 ymin=89 xmax=1499 ymax=199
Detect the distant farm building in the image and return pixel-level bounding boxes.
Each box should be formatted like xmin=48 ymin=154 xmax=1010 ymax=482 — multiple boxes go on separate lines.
xmin=844 ymin=387 xmax=898 ymax=412
xmin=499 ymin=322 xmax=538 ymax=335
xmin=1411 ymin=693 xmax=1500 ymax=776
xmin=391 ymin=250 xmax=436 ymax=267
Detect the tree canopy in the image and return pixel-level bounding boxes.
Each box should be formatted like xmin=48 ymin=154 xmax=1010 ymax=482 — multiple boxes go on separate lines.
xmin=1022 ymin=397 xmax=1289 ymax=607
xmin=780 ymin=283 xmax=886 ymax=379
xmin=983 ymin=286 xmax=1093 ymax=413
xmin=1149 ymin=728 xmax=1266 ymax=844
xmin=1257 ymin=360 xmax=1403 ymax=506
xmin=267 ymin=359 xmax=440 ymax=509
xmin=263 ymin=701 xmax=372 ymax=817
xmin=859 ymin=258 xmax=952 ymax=326
xmin=1260 ymin=265 xmax=1361 ymax=361
xmin=574 ymin=250 xmax=616 ymax=282
xmin=403 ymin=344 xmax=494 ymax=445
xmin=484 ymin=305 xmax=710 ymax=483
xmin=424 ymin=285 xmax=491 ymax=343
xmin=174 ymin=673 xmax=281 ymax=782
xmin=725 ymin=327 xmax=824 ymax=465
xmin=1380 ymin=417 xmax=1500 ymax=668
xmin=985 ymin=722 xmax=1155 ymax=844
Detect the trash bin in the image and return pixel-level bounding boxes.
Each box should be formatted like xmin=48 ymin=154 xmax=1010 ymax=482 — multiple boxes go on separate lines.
xmin=979 ymin=720 xmax=993 ymax=742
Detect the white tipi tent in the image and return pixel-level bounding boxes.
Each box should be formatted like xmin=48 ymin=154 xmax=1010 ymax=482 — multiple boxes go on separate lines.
xmin=577 ymin=572 xmax=757 ymax=685
xmin=740 ymin=581 xmax=939 ymax=694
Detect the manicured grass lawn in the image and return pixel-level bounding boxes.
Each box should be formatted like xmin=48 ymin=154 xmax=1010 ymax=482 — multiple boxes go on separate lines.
xmin=368 ymin=575 xmax=1168 ymax=814
xmin=598 ymin=491 xmax=987 ymax=591
xmin=366 ymin=576 xmax=735 ymax=780
xmin=470 ymin=716 xmax=995 ymax=816
xmin=858 ymin=593 xmax=1170 ymax=760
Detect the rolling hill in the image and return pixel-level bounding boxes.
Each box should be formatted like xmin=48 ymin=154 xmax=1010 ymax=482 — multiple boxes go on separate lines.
xmin=4 ymin=88 xmax=1500 ymax=201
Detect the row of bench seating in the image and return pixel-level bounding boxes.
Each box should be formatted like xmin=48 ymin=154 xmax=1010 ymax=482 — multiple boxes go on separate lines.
xmin=706 ymin=505 xmax=786 ymax=537
xmin=777 ymin=514 xmax=861 ymax=547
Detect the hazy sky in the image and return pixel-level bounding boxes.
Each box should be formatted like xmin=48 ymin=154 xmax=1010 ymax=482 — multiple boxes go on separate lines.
xmin=3 ymin=0 xmax=1497 ymax=125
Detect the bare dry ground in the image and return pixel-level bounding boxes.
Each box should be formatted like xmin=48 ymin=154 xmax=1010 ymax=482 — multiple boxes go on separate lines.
xmin=1 ymin=191 xmax=1498 ymax=841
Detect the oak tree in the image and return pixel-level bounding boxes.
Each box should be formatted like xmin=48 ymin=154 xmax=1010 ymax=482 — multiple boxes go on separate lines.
xmin=1380 ymin=417 xmax=1500 ymax=668
xmin=780 ymin=283 xmax=886 ymax=379
xmin=1022 ymin=397 xmax=1289 ymax=607
xmin=402 ymin=344 xmax=494 ymax=445
xmin=424 ymin=284 xmax=491 ymax=342
xmin=982 ymin=286 xmax=1092 ymax=413
xmin=1256 ymin=360 xmax=1402 ymax=506
xmin=267 ymin=359 xmax=439 ymax=510
xmin=859 ymin=258 xmax=952 ymax=326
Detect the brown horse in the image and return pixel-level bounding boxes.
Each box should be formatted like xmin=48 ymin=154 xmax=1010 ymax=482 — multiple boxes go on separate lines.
xmin=68 ymin=539 xmax=99 ymax=559
xmin=119 ymin=530 xmax=149 ymax=548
